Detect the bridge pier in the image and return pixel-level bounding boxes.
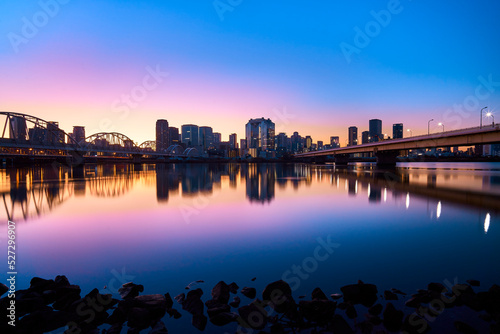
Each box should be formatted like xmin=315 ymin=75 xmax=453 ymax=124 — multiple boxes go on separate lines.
xmin=334 ymin=154 xmax=350 ymax=166
xmin=132 ymin=154 xmax=142 ymax=164
xmin=375 ymin=150 xmax=399 ymax=168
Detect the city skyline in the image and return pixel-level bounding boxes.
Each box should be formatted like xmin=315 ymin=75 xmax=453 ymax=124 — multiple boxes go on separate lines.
xmin=1 ymin=1 xmax=499 ymax=145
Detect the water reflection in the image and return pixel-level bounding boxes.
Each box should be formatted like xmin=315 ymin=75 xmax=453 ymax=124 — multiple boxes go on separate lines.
xmin=1 ymin=163 xmax=499 ymax=223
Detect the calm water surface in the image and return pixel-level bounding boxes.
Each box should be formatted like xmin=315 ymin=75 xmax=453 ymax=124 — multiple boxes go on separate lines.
xmin=1 ymin=162 xmax=499 ymax=332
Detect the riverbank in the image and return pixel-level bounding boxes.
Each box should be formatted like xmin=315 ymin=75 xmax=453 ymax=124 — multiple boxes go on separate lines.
xmin=2 ymin=276 xmax=499 ymax=333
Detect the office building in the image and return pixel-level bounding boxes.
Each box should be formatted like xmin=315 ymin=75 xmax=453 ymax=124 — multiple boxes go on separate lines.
xmin=213 ymin=132 xmax=221 ymax=149
xmin=156 ymin=119 xmax=170 ymax=153
xmin=199 ymin=126 xmax=213 ymax=151
xmin=369 ymin=119 xmax=382 ymax=142
xmin=348 ymin=126 xmax=358 ymax=146
xmin=317 ymin=141 xmax=323 ymax=150
xmin=9 ymin=116 xmax=27 ymax=140
xmin=229 ymin=133 xmax=238 ymax=149
xmin=330 ymin=136 xmax=340 ymax=148
xmin=362 ymin=131 xmax=369 ymax=144
xmin=245 ymin=118 xmax=275 ymax=151
xmin=181 ymin=124 xmax=199 ymax=147
xmin=393 ymin=123 xmax=403 ymax=139
xmin=169 ymin=127 xmax=180 ymax=145
xmin=305 ymin=136 xmax=312 ymax=150
xmin=73 ymin=126 xmax=86 ymax=144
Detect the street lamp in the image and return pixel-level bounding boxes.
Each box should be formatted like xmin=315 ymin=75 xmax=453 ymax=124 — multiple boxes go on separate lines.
xmin=486 ymin=112 xmax=494 ymax=126
xmin=438 ymin=122 xmax=444 ymax=132
xmin=407 ymin=129 xmax=412 ymax=137
xmin=480 ymin=107 xmax=488 ymax=128
xmin=428 ymin=119 xmax=434 ymax=135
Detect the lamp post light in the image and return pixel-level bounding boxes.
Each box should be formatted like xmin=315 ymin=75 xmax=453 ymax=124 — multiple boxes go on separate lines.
xmin=428 ymin=119 xmax=434 ymax=135
xmin=480 ymin=107 xmax=488 ymax=128
xmin=438 ymin=122 xmax=444 ymax=132
xmin=486 ymin=112 xmax=494 ymax=126
xmin=407 ymin=129 xmax=412 ymax=137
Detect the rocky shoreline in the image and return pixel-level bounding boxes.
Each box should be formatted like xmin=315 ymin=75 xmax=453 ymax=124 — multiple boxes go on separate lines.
xmin=1 ymin=277 xmax=499 ymax=333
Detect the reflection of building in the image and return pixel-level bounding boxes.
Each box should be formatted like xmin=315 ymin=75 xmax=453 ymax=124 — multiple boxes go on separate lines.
xmin=156 ymin=119 xmax=169 ymax=153
xmin=181 ymin=124 xmax=199 ymax=147
xmin=393 ymin=123 xmax=403 ymax=139
xmin=245 ymin=118 xmax=275 ymax=151
xmin=348 ymin=126 xmax=358 ymax=146
xmin=369 ymin=119 xmax=382 ymax=142
xmin=156 ymin=164 xmax=180 ymax=202
xmin=9 ymin=116 xmax=27 ymax=140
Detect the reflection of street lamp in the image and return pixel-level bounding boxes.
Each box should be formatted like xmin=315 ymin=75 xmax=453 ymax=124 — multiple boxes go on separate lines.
xmin=480 ymin=106 xmax=488 ymax=128
xmin=438 ymin=122 xmax=444 ymax=132
xmin=486 ymin=112 xmax=494 ymax=125
xmin=428 ymin=119 xmax=434 ymax=135
xmin=407 ymin=129 xmax=412 ymax=137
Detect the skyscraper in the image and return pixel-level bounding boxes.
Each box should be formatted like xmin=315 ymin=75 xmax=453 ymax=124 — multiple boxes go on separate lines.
xmin=181 ymin=124 xmax=199 ymax=147
xmin=169 ymin=127 xmax=180 ymax=145
xmin=229 ymin=133 xmax=238 ymax=149
xmin=245 ymin=118 xmax=275 ymax=151
xmin=213 ymin=132 xmax=221 ymax=149
xmin=9 ymin=116 xmax=27 ymax=140
xmin=393 ymin=123 xmax=403 ymax=139
xmin=156 ymin=119 xmax=169 ymax=152
xmin=348 ymin=126 xmax=358 ymax=146
xmin=305 ymin=136 xmax=312 ymax=150
xmin=369 ymin=119 xmax=382 ymax=142
xmin=362 ymin=131 xmax=369 ymax=144
xmin=330 ymin=136 xmax=339 ymax=148
xmin=199 ymin=126 xmax=213 ymax=151
xmin=291 ymin=132 xmax=302 ymax=152
xmin=73 ymin=126 xmax=86 ymax=144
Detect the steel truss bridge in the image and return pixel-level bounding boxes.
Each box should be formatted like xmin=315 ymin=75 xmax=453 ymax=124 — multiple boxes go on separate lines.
xmin=0 ymin=111 xmax=200 ymax=162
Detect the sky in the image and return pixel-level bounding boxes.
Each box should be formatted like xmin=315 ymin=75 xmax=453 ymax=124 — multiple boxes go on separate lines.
xmin=0 ymin=0 xmax=499 ymax=145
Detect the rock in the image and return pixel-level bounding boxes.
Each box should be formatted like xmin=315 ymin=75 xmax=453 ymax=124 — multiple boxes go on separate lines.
xmin=149 ymin=320 xmax=169 ymax=333
xmin=382 ymin=302 xmax=404 ymax=332
xmin=182 ymin=289 xmax=204 ymax=315
xmin=128 ymin=307 xmax=151 ymax=330
xmin=262 ymin=280 xmax=295 ymax=313
xmin=329 ymin=314 xmax=354 ymax=333
xmin=192 ymin=314 xmax=207 ymax=331
xmin=340 ymin=282 xmax=378 ymax=307
xmin=0 ymin=283 xmax=8 ymax=297
xmin=209 ymin=311 xmax=238 ymax=326
xmin=299 ymin=300 xmax=336 ymax=323
xmin=391 ymin=288 xmax=407 ymax=295
xmin=164 ymin=293 xmax=173 ymax=309
xmin=365 ymin=314 xmax=382 ymax=325
xmin=53 ymin=285 xmax=81 ymax=311
xmin=238 ymin=303 xmax=267 ymax=330
xmin=356 ymin=320 xmax=373 ymax=334
xmin=402 ymin=314 xmax=430 ymax=334
xmin=207 ymin=302 xmax=230 ymax=317
xmin=55 ymin=275 xmax=70 ymax=287
xmin=229 ymin=296 xmax=241 ymax=308
xmin=174 ymin=293 xmax=185 ymax=304
xmin=454 ymin=321 xmax=478 ymax=334
xmin=368 ymin=303 xmax=383 ymax=316
xmin=30 ymin=277 xmax=56 ymax=292
xmin=337 ymin=302 xmax=348 ymax=310
xmin=167 ymin=308 xmax=181 ymax=319
xmin=211 ymin=281 xmax=230 ymax=304
xmin=384 ymin=290 xmax=398 ymax=300
xmin=241 ymin=287 xmax=256 ymax=299
xmin=18 ymin=308 xmax=75 ymax=334
xmin=330 ymin=293 xmax=342 ymax=300
xmin=104 ymin=323 xmax=123 ymax=334
xmin=467 ymin=280 xmax=480 ymax=287
xmin=228 ymin=282 xmax=239 ymax=294
xmin=311 ymin=287 xmax=328 ymax=300
xmin=251 ymin=277 xmax=257 ymax=281
xmin=133 ymin=294 xmax=167 ymax=320
xmin=427 ymin=282 xmax=446 ymax=293
xmin=346 ymin=305 xmax=357 ymax=319
xmin=118 ymin=282 xmax=144 ymax=300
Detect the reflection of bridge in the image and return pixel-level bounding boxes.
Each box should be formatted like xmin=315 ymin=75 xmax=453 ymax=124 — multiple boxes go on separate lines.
xmin=0 ymin=111 xmax=201 ymax=163
xmin=296 ymin=125 xmax=500 ymax=166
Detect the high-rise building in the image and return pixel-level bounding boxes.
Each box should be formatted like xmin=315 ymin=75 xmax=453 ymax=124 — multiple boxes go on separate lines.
xmin=9 ymin=116 xmax=27 ymax=140
xmin=156 ymin=119 xmax=169 ymax=152
xmin=291 ymin=132 xmax=302 ymax=152
xmin=369 ymin=119 xmax=382 ymax=142
xmin=317 ymin=141 xmax=323 ymax=150
xmin=305 ymin=136 xmax=312 ymax=150
xmin=245 ymin=118 xmax=275 ymax=151
xmin=276 ymin=133 xmax=287 ymax=149
xmin=393 ymin=123 xmax=403 ymax=139
xmin=348 ymin=126 xmax=358 ymax=146
xmin=213 ymin=132 xmax=221 ymax=149
xmin=169 ymin=127 xmax=180 ymax=145
xmin=330 ymin=136 xmax=339 ymax=148
xmin=199 ymin=126 xmax=213 ymax=151
xmin=73 ymin=126 xmax=86 ymax=144
xmin=362 ymin=131 xmax=369 ymax=144
xmin=229 ymin=133 xmax=238 ymax=149
xmin=240 ymin=139 xmax=247 ymax=150
xmin=47 ymin=122 xmax=64 ymax=145
xmin=181 ymin=124 xmax=199 ymax=147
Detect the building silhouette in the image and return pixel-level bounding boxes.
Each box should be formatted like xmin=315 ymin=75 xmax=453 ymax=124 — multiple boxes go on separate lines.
xmin=156 ymin=119 xmax=169 ymax=153
xmin=393 ymin=123 xmax=403 ymax=139
xmin=181 ymin=124 xmax=199 ymax=147
xmin=213 ymin=132 xmax=221 ymax=149
xmin=229 ymin=133 xmax=238 ymax=149
xmin=369 ymin=119 xmax=382 ymax=142
xmin=199 ymin=126 xmax=213 ymax=151
xmin=73 ymin=126 xmax=86 ymax=144
xmin=9 ymin=116 xmax=27 ymax=140
xmin=330 ymin=136 xmax=339 ymax=148
xmin=348 ymin=126 xmax=358 ymax=146
xmin=362 ymin=131 xmax=369 ymax=144
xmin=245 ymin=118 xmax=275 ymax=151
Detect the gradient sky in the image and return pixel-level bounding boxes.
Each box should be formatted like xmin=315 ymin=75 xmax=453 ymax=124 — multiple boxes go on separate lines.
xmin=1 ymin=0 xmax=499 ymax=145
